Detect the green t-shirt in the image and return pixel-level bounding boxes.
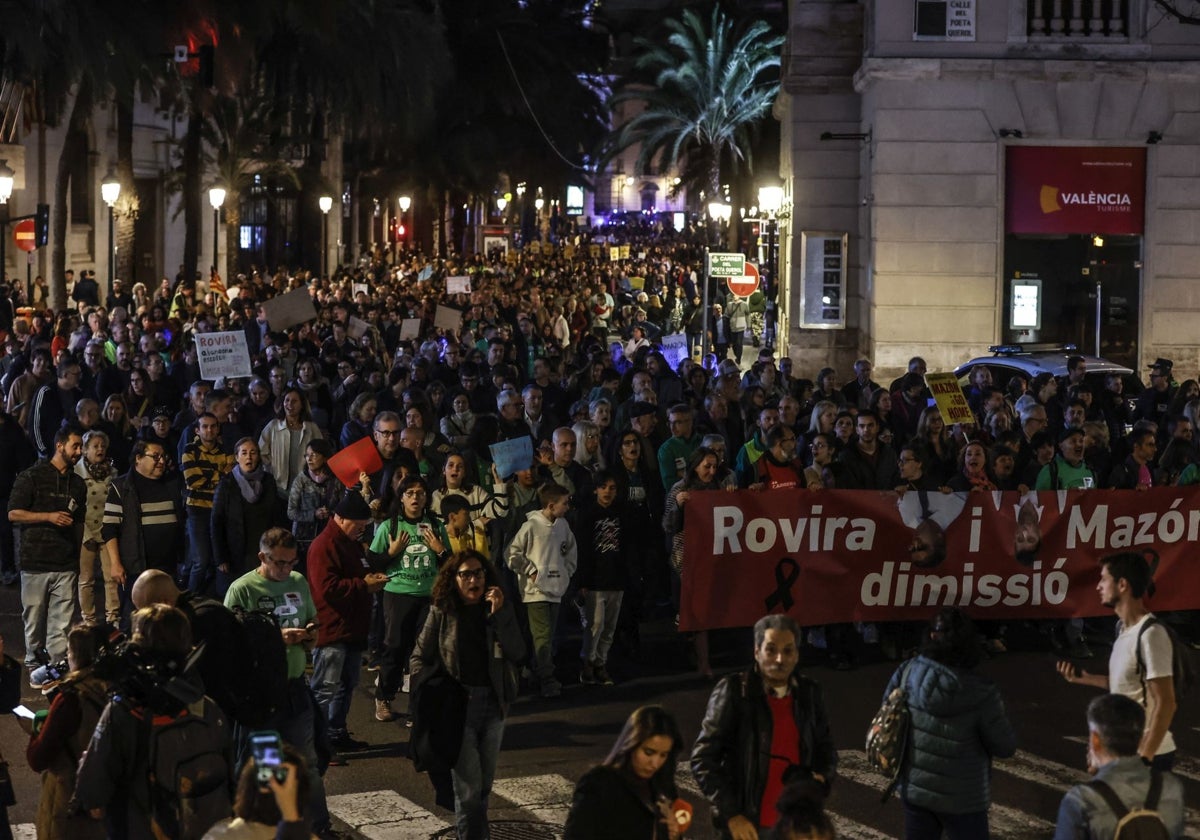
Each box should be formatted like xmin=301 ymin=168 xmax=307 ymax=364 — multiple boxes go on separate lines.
xmin=370 ymin=515 xmax=446 ymax=597
xmin=224 ymin=569 xmax=315 ymax=680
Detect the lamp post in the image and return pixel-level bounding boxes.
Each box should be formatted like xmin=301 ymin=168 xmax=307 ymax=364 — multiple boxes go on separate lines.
xmin=319 ymin=195 xmax=333 ymax=278
xmin=101 ymin=167 xmax=120 ymax=300
xmin=757 ymin=186 xmax=783 ymax=352
xmin=0 ymin=161 xmax=13 ymax=295
xmin=702 ymin=201 xmax=732 ymax=363
xmin=208 ymin=185 xmax=226 ymax=291
xmin=397 ymin=195 xmax=411 ymax=260
xmin=496 ymin=195 xmax=507 ymax=222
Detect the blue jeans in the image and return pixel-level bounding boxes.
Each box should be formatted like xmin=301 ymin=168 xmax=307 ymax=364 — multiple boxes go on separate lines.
xmin=452 ymin=687 xmax=506 ymax=840
xmin=312 ymin=643 xmax=363 ymax=736
xmin=902 ymin=800 xmax=989 ymax=840
xmin=20 ymin=569 xmax=77 ymax=667
xmin=185 ymin=507 xmax=216 ymax=595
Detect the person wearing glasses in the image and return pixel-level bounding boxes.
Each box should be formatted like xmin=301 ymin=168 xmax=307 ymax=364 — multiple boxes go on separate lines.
xmin=101 ymin=439 xmax=186 ymax=604
xmin=369 ymin=474 xmax=450 ymax=723
xmin=410 ymin=550 xmax=525 ymax=839
xmin=748 ymin=424 xmax=806 ymax=491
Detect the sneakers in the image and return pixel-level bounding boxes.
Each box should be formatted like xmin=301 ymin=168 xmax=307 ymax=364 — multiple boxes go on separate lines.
xmin=580 ymin=663 xmax=597 ymax=685
xmin=539 ymin=680 xmax=562 ymax=699
xmin=374 ymin=699 xmax=396 ymax=722
xmin=593 ymin=664 xmax=615 ymax=686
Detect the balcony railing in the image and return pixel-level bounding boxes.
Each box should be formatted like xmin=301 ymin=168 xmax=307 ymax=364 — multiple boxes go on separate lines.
xmin=1027 ymin=0 xmax=1127 ymax=38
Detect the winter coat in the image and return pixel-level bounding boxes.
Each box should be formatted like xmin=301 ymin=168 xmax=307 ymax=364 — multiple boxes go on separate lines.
xmin=564 ymin=765 xmax=676 ymax=840
xmin=506 ymin=510 xmax=578 ymax=603
xmin=691 ymin=667 xmax=837 ymax=836
xmin=884 ymin=655 xmax=1017 ymax=815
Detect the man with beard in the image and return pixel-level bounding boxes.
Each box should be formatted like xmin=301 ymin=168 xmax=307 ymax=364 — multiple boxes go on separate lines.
xmin=7 ymin=424 xmax=87 ymax=681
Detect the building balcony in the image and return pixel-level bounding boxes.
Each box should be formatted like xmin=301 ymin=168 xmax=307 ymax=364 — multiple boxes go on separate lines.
xmin=1027 ymin=0 xmax=1127 ymax=39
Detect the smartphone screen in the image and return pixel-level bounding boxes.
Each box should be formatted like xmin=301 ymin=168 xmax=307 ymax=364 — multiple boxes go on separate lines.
xmin=250 ymin=730 xmax=282 ymax=784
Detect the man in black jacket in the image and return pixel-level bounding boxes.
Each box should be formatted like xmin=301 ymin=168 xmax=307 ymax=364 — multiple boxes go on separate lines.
xmin=692 ymin=614 xmax=836 ymax=839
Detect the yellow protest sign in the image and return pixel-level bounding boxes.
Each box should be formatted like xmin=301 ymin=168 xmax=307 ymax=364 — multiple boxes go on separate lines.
xmin=609 ymin=246 xmax=621 ymax=262
xmin=526 ymin=241 xmax=541 ymax=255
xmin=589 ymin=244 xmax=601 ymax=259
xmin=629 ymin=276 xmax=645 ymax=291
xmin=619 ymin=244 xmax=631 ymax=260
xmin=924 ymin=372 xmax=975 ymax=425
xmin=564 ymin=244 xmax=575 ymax=259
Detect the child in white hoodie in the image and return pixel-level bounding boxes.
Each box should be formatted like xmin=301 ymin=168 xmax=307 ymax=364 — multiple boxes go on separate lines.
xmin=506 ymin=482 xmax=578 ymax=698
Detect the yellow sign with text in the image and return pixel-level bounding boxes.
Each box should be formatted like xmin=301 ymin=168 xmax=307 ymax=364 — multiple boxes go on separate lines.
xmin=924 ymin=372 xmax=975 ymax=425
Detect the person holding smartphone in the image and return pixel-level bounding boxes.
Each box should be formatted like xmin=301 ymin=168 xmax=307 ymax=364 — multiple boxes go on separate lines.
xmin=202 ymin=741 xmax=311 ymax=840
xmin=368 ymin=475 xmax=449 ymax=724
xmin=410 ymin=550 xmax=525 ymax=840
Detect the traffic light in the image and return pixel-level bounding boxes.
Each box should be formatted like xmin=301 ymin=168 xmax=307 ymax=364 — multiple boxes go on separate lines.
xmin=198 ymin=45 xmax=215 ymax=88
xmin=397 ymin=224 xmax=406 ymax=239
xmin=34 ymin=203 xmax=49 ymax=247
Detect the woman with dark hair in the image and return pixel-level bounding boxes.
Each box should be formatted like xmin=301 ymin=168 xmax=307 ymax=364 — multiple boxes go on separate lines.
xmin=202 ymin=744 xmax=311 ymax=839
xmin=563 ymin=705 xmax=685 ymax=840
xmin=881 ymin=607 xmax=1016 ymax=839
xmin=369 ymin=474 xmax=449 ymax=723
xmin=286 ymin=438 xmax=341 ymax=559
xmin=915 ymin=407 xmax=959 ymax=486
xmin=945 ymin=440 xmax=994 ymax=493
xmin=259 ymin=387 xmax=324 ymax=499
xmin=211 ymin=437 xmax=286 ymax=596
xmin=766 ymin=780 xmax=835 ymax=840
xmin=290 ymin=357 xmax=333 ymax=432
xmin=410 ymin=550 xmax=525 ymax=840
xmin=663 ymin=447 xmax=724 ymax=678
xmin=340 ymin=392 xmax=378 ymax=450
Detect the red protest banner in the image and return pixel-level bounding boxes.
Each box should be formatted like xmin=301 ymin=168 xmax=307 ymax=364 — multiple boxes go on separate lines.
xmin=679 ymin=487 xmax=1200 ymax=631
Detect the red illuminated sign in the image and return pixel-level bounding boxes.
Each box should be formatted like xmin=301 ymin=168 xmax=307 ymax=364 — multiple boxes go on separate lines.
xmin=1006 ymin=146 xmax=1145 ymax=235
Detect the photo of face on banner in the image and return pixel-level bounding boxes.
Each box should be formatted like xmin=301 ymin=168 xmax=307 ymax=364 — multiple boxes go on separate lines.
xmin=1014 ymin=496 xmax=1043 ymax=567
xmin=897 ymin=489 xmax=966 ymax=569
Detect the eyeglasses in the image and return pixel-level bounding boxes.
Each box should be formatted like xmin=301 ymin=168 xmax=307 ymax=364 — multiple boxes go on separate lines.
xmin=456 ymin=568 xmax=485 ymax=580
xmin=141 ymin=452 xmax=166 ymax=462
xmin=403 ymin=490 xmax=427 ymax=499
xmin=376 ymin=429 xmax=401 ymax=437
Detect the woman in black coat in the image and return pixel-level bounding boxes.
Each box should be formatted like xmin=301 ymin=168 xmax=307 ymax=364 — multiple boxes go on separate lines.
xmin=564 ymin=705 xmax=686 ymax=840
xmin=210 ymin=436 xmax=286 ymax=596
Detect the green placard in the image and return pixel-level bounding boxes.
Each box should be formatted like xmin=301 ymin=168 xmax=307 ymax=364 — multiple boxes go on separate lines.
xmin=708 ymin=252 xmax=746 ymax=277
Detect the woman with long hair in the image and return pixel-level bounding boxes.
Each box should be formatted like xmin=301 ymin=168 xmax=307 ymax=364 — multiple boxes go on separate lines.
xmin=946 ymin=439 xmax=997 ymax=493
xmin=663 ymin=447 xmax=723 ymax=678
xmin=882 ymin=608 xmax=1016 ymax=838
xmin=290 ymin=358 xmax=333 ymax=432
xmin=572 ymin=420 xmax=604 ymax=472
xmin=258 ymin=387 xmax=324 ymax=499
xmin=340 ymin=392 xmax=378 ymax=450
xmin=430 ymin=452 xmax=506 ymax=525
xmin=915 ymin=406 xmax=959 ymax=486
xmin=122 ymin=368 xmax=153 ymax=431
xmin=410 ymin=550 xmax=525 ymax=839
xmin=564 ymin=705 xmax=685 ymax=840
xmin=101 ymin=395 xmax=135 ymax=474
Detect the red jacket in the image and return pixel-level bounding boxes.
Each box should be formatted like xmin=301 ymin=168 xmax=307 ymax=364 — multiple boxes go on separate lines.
xmin=307 ymin=521 xmax=372 ymax=646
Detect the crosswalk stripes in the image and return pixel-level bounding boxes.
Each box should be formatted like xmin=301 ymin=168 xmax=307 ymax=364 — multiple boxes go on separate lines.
xmin=490 ymin=774 xmax=576 ymax=826
xmin=1064 ymin=733 xmax=1200 ymax=782
xmin=326 ymin=789 xmax=451 ymax=838
xmin=835 ymin=750 xmax=1057 ymax=838
xmin=12 ymin=825 xmax=34 ymax=840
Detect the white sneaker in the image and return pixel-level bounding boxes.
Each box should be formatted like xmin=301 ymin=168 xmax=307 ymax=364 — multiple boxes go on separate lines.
xmin=374 ymin=699 xmax=395 ymax=722
xmin=402 ymin=673 xmax=411 ymax=694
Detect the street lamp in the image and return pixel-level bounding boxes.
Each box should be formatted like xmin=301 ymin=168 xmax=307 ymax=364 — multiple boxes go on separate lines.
xmin=0 ymin=161 xmax=13 ymax=288
xmin=397 ymin=195 xmax=411 ymax=259
xmin=496 ymin=196 xmax=507 ymax=215
xmin=757 ymin=186 xmax=784 ymax=352
xmin=101 ymin=167 xmax=121 ymax=299
xmin=208 ymin=185 xmax=226 ymax=291
xmin=319 ymin=195 xmax=333 ymax=278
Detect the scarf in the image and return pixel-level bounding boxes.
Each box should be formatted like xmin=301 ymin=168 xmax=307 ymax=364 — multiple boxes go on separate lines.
xmin=307 ymin=466 xmax=331 ymax=485
xmin=86 ymin=459 xmax=113 ymax=482
xmin=233 ymin=463 xmax=269 ymax=503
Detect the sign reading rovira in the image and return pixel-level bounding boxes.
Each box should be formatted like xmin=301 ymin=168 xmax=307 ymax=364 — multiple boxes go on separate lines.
xmin=707 ymin=252 xmax=745 ymax=277
xmin=195 ymin=330 xmax=253 ymax=380
xmin=680 ymin=488 xmax=1200 ymax=631
xmin=1006 ymin=146 xmax=1146 ymax=235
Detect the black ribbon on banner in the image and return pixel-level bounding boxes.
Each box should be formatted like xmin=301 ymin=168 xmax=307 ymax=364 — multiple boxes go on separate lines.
xmin=764 ymin=556 xmax=800 ymax=613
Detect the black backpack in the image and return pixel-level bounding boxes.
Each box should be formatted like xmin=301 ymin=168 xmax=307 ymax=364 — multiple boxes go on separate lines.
xmin=1088 ymin=770 xmax=1171 ymax=840
xmin=1135 ymin=615 xmax=1196 ymax=704
xmin=132 ymin=697 xmax=232 ymax=840
xmin=227 ymin=606 xmax=290 ymax=727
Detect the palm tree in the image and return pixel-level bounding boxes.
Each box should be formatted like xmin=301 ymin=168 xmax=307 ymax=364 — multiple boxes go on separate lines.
xmin=605 ymin=5 xmax=784 ymax=201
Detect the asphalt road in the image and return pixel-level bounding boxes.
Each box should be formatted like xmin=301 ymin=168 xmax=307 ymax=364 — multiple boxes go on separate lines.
xmin=1 ymin=583 xmax=1197 ymax=839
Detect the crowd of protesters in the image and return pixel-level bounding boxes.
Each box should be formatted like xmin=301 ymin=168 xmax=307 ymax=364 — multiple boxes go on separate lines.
xmin=0 ymin=233 xmax=1190 ymax=839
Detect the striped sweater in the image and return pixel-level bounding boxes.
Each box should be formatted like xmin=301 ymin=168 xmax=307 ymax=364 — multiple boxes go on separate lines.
xmin=181 ymin=438 xmax=233 ymax=509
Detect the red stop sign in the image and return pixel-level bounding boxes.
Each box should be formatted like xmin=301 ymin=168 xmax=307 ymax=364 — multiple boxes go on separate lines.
xmin=13 ymin=219 xmax=36 ymax=252
xmin=726 ymin=262 xmax=759 ymax=297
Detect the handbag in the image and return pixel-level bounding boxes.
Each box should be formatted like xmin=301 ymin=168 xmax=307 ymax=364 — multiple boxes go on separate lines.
xmin=865 ymin=660 xmax=912 ymax=802
xmin=0 ymin=760 xmax=16 ymax=807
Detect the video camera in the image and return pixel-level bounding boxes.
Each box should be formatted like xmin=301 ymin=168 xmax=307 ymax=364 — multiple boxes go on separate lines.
xmin=91 ymin=632 xmax=206 ymax=712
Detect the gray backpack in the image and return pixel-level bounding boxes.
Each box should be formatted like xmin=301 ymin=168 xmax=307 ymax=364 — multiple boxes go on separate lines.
xmin=1087 ymin=770 xmax=1171 ymax=840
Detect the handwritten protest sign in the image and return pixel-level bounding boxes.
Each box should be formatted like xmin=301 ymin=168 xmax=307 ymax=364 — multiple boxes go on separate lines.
xmin=660 ymin=333 xmax=689 ymax=371
xmin=446 ymin=276 xmax=472 ymax=295
xmin=924 ymin=372 xmax=975 ymax=425
xmin=261 ymin=288 xmax=317 ymax=331
xmin=195 ymin=331 xmax=253 ymax=380
xmin=489 ymin=437 xmax=534 ymax=479
xmin=352 ymin=283 xmax=368 ymax=297
xmin=347 ymin=316 xmax=371 ymax=340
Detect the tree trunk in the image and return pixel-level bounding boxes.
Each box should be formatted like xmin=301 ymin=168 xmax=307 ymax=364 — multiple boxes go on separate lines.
xmin=50 ymin=80 xmax=93 ymax=311
xmin=115 ymin=98 xmax=135 ymax=291
xmin=180 ymin=107 xmax=203 ymax=291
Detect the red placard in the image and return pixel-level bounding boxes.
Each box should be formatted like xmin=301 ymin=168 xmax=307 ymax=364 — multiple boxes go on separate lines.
xmin=327 ymin=436 xmax=383 ymax=489
xmin=680 ymin=487 xmax=1200 ymax=631
xmin=1006 ymin=146 xmax=1145 ymax=235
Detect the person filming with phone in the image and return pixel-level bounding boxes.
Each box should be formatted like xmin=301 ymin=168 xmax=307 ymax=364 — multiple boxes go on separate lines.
xmin=409 ymin=549 xmax=525 ymax=840
xmin=203 ymin=739 xmax=314 ymax=840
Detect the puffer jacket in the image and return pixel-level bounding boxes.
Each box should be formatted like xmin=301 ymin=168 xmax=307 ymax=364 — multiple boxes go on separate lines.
xmin=691 ymin=668 xmax=837 ymax=835
xmin=408 ymin=600 xmax=526 ymax=714
xmin=884 ymin=655 xmax=1017 ymax=815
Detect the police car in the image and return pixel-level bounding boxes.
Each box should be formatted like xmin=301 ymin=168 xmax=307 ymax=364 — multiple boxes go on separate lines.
xmin=952 ymin=344 xmax=1143 ymax=397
